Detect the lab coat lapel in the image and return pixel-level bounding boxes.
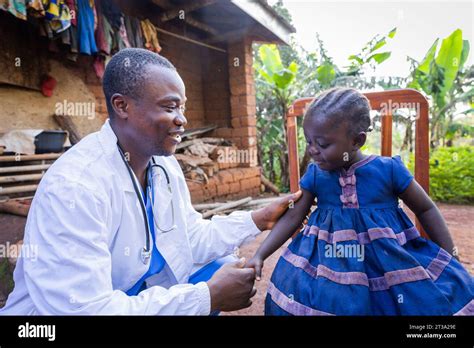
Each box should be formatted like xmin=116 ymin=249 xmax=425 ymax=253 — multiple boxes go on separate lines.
xmin=151 ymin=157 xmax=189 ymax=284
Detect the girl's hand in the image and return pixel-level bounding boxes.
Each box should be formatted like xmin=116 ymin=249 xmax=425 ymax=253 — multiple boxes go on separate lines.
xmin=245 ymin=256 xmax=264 ymax=281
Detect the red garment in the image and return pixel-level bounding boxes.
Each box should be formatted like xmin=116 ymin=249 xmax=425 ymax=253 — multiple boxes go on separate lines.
xmin=41 ymin=75 xmax=57 ymax=97
xmin=65 ymin=0 xmax=76 ymax=26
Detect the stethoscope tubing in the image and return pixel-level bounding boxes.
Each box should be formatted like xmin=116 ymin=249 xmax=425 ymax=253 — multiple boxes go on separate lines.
xmin=117 ymin=143 xmax=176 ymax=264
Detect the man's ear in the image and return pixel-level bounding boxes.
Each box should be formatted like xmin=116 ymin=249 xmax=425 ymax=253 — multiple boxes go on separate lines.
xmin=111 ymin=93 xmax=129 ymax=120
xmin=353 ymin=132 xmax=367 ymax=150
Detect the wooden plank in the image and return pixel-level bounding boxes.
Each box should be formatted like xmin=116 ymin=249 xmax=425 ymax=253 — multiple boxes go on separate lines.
xmin=161 ymin=0 xmax=217 ymax=22
xmin=202 ymin=197 xmax=252 ymax=218
xmin=0 ymin=164 xmax=51 ymax=174
xmin=151 ymin=0 xmax=217 ymax=35
xmin=381 ymin=111 xmax=393 ymax=157
xmin=286 ymin=115 xmax=300 ymax=193
xmin=0 ymin=153 xmax=61 ymax=162
xmin=0 ymin=173 xmax=43 ymax=184
xmin=0 ymin=184 xmax=38 ymax=195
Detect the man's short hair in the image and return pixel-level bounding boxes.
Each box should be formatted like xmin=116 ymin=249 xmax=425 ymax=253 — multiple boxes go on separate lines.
xmin=102 ymin=48 xmax=176 ymax=116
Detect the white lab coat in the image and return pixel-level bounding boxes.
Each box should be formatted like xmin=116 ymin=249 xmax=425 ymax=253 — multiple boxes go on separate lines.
xmin=0 ymin=120 xmax=261 ymax=315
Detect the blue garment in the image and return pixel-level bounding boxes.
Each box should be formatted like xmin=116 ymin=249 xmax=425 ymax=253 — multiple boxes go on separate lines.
xmin=266 ymin=155 xmax=474 ymax=315
xmin=77 ymin=0 xmax=97 ymax=55
xmin=125 ymin=164 xmax=236 ymax=298
xmin=126 ymin=165 xmax=166 ymax=296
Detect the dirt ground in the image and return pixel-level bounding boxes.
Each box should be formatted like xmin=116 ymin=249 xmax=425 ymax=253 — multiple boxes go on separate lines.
xmin=0 ymin=203 xmax=472 ymax=313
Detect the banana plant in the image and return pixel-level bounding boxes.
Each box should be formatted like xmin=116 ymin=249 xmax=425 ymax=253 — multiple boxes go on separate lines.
xmin=255 ymin=44 xmax=299 ymax=189
xmin=408 ymin=29 xmax=473 ymax=147
xmin=346 ymin=27 xmax=397 ymax=76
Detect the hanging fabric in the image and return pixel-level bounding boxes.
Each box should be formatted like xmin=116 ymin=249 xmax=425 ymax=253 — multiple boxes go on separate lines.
xmin=124 ymin=16 xmax=143 ymax=49
xmin=44 ymin=0 xmax=72 ymax=34
xmin=76 ymin=0 xmax=97 ymax=55
xmin=0 ymin=0 xmax=27 ymax=20
xmin=140 ymin=19 xmax=161 ymax=53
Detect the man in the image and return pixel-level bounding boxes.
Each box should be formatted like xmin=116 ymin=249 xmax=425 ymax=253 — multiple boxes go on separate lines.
xmin=0 ymin=48 xmax=301 ymax=315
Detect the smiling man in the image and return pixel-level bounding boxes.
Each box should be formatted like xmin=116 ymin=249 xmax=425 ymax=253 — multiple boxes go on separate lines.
xmin=0 ymin=48 xmax=300 ymax=315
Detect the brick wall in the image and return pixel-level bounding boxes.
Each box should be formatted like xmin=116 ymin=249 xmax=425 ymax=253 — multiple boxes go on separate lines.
xmin=213 ymin=36 xmax=258 ymax=164
xmin=83 ymin=32 xmax=262 ymax=204
xmin=187 ymin=167 xmax=261 ymax=203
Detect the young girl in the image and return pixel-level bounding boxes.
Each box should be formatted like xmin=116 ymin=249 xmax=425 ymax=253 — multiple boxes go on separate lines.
xmin=247 ymin=88 xmax=473 ymax=315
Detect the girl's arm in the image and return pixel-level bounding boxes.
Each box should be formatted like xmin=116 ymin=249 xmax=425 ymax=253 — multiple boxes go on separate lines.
xmin=246 ymin=189 xmax=315 ymax=279
xmin=399 ymin=180 xmax=457 ymax=257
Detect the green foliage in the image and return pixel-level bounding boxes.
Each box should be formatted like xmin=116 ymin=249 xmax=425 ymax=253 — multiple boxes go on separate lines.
xmin=346 ymin=27 xmax=397 ymax=76
xmin=407 ymin=146 xmax=474 ymax=204
xmin=254 ymin=7 xmax=398 ymax=190
xmin=0 ymin=258 xmax=14 ymax=299
xmin=258 ymin=45 xmax=298 ymax=90
xmin=407 ymin=29 xmax=473 ymax=146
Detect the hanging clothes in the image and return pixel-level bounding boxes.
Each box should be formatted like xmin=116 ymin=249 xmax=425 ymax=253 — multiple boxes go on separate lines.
xmin=140 ymin=19 xmax=161 ymax=53
xmin=76 ymin=0 xmax=97 ymax=55
xmin=99 ymin=0 xmax=121 ymax=30
xmin=94 ymin=0 xmax=111 ymax=55
xmin=44 ymin=0 xmax=72 ymax=34
xmin=64 ymin=0 xmax=76 ymax=26
xmin=124 ymin=16 xmax=143 ymax=49
xmin=26 ymin=0 xmax=45 ymax=18
xmin=0 ymin=0 xmax=27 ymax=20
xmin=118 ymin=17 xmax=131 ymax=49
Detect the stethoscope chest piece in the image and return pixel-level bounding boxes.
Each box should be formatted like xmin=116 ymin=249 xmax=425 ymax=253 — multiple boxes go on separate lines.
xmin=141 ymin=247 xmax=151 ymax=265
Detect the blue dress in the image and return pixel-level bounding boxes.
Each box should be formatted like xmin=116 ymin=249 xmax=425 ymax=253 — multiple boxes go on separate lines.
xmin=265 ymin=155 xmax=473 ymax=315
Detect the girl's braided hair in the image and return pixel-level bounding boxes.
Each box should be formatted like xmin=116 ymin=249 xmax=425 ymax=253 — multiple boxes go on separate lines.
xmin=304 ymin=87 xmax=373 ymax=135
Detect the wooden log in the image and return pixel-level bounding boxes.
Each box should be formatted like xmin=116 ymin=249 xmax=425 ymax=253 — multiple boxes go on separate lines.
xmin=0 ymin=173 xmax=43 ymax=184
xmin=0 ymin=153 xmax=61 ymax=162
xmin=0 ymin=164 xmax=51 ymax=174
xmin=175 ymin=153 xmax=213 ymax=167
xmin=202 ymin=197 xmax=252 ymax=219
xmin=261 ymin=175 xmax=280 ymax=195
xmin=0 ymin=185 xmax=38 ymax=195
xmin=0 ymin=200 xmax=30 ymax=216
xmin=182 ymin=125 xmax=217 ymax=139
xmin=53 ymin=114 xmax=82 ymax=145
xmin=193 ymin=196 xmax=285 ymax=211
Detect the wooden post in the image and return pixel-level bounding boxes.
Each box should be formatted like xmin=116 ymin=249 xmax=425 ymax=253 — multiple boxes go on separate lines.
xmin=287 ymin=115 xmax=300 ymax=193
xmin=380 ymin=111 xmax=393 ymax=157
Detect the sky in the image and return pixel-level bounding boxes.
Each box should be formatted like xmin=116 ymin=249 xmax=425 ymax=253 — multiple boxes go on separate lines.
xmin=271 ymin=0 xmax=474 ymax=78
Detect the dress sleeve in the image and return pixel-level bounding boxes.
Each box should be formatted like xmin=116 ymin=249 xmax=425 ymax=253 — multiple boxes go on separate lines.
xmin=299 ymin=163 xmax=317 ymax=194
xmin=392 ymin=156 xmax=414 ymax=195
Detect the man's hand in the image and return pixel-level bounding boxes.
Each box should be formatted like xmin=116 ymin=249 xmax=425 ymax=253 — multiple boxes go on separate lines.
xmin=207 ymin=258 xmax=257 ymax=312
xmin=251 ymin=190 xmax=302 ymax=231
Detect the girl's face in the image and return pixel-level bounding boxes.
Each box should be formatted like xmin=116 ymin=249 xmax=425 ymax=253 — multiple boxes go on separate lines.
xmin=303 ymin=115 xmax=364 ymax=171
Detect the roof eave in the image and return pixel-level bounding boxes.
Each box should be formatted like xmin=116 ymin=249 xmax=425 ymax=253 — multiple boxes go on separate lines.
xmin=230 ymin=0 xmax=295 ymax=45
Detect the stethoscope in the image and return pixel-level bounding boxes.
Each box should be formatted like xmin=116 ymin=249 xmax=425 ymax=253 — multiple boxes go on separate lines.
xmin=117 ymin=144 xmax=177 ymax=264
